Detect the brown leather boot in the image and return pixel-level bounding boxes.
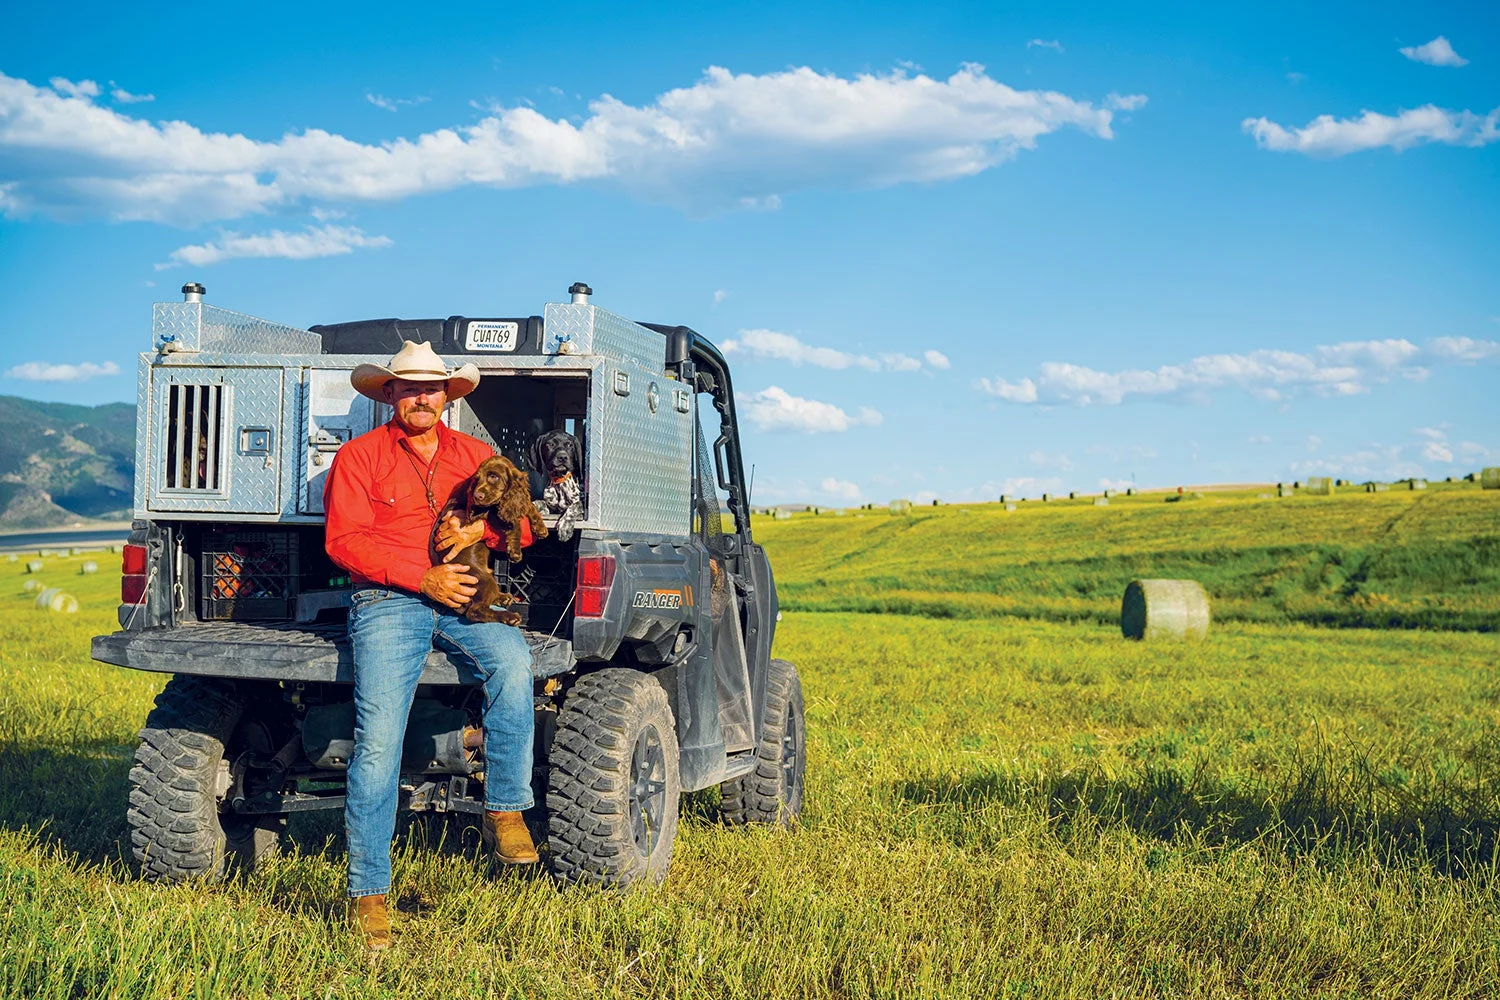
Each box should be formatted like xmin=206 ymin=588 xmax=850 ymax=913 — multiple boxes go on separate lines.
xmin=481 ymin=810 xmax=540 ymax=864
xmin=350 ymin=894 xmax=391 ymax=951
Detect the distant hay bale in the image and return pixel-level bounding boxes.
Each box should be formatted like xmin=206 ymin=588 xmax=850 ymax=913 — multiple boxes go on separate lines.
xmin=1278 ymin=485 xmax=1294 ymax=497
xmin=25 ymin=559 xmax=43 ymax=573
xmin=1257 ymin=493 xmax=1271 ymax=499
xmin=1482 ymin=467 xmax=1500 ymax=490
xmin=1041 ymin=493 xmax=1053 ymax=502
xmin=889 ymin=499 xmax=911 ymax=515
xmin=773 ymin=508 xmax=793 ymax=520
xmin=1103 ymin=489 xmax=1114 ymax=498
xmin=22 ymin=579 xmax=42 ymax=592
xmin=1004 ymin=503 xmax=1017 ymax=512
xmin=34 ymin=588 xmax=79 ymax=614
xmin=998 ymin=494 xmax=1012 ymax=503
xmin=1068 ymin=491 xmax=1078 ymax=500
xmin=1093 ymin=497 xmax=1109 ymax=507
xmin=1121 ymin=579 xmax=1211 ymax=641
xmin=4 ymin=554 xmax=15 ymax=562
xmin=80 ymin=560 xmax=98 ymax=574
xmin=1366 ymin=482 xmax=1389 ymax=493
xmin=1409 ymin=479 xmax=1427 ymax=491
xmin=1305 ymin=477 xmax=1334 ymax=495
xmin=1126 ymin=488 xmax=1136 ymax=496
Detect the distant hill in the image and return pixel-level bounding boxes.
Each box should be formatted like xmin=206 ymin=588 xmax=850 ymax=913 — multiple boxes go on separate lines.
xmin=0 ymin=395 xmax=135 ymax=529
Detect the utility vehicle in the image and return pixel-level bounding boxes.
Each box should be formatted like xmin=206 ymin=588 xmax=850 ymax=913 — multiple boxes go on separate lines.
xmin=92 ymin=281 xmax=804 ymax=885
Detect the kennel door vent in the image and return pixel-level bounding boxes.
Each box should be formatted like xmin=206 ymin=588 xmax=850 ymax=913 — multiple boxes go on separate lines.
xmin=164 ymin=383 xmax=226 ymax=491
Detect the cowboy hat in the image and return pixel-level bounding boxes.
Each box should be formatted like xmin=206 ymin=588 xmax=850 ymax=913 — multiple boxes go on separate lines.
xmin=350 ymin=341 xmax=481 ymax=402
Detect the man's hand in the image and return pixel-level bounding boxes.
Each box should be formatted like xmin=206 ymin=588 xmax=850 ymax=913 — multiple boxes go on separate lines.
xmin=420 ymin=562 xmax=478 ymax=610
xmin=435 ymin=515 xmax=486 ymax=563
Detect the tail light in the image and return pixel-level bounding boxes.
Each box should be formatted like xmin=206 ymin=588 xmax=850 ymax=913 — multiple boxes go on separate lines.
xmin=575 ymin=555 xmax=615 ymax=618
xmin=121 ymin=543 xmax=148 ymax=605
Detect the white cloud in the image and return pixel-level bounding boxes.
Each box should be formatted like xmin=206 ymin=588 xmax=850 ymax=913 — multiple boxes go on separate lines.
xmin=1422 ymin=441 xmax=1455 ymax=462
xmin=156 ymin=224 xmax=392 ymax=269
xmin=110 ymin=86 xmax=154 ymax=104
xmin=1400 ymin=36 xmax=1469 ymax=68
xmin=1105 ymin=93 xmax=1148 ymax=112
xmin=1098 ymin=477 xmax=1134 ymax=492
xmin=740 ymin=386 xmax=882 ymax=433
xmin=819 ymin=477 xmax=862 ymax=500
xmin=6 ymin=360 xmax=120 ymax=381
xmin=1458 ymin=441 xmax=1492 ymax=460
xmin=977 ymin=376 xmax=1038 ymax=403
xmin=923 ymin=349 xmax=951 ymax=370
xmin=1428 ymin=336 xmax=1500 ymax=362
xmin=878 ymin=352 xmax=922 ymax=372
xmin=48 ymin=77 xmax=99 ymax=99
xmin=1306 ymin=435 xmax=1322 ymax=452
xmin=1249 ymin=434 xmax=1272 ymax=445
xmin=977 ymin=337 xmax=1488 ymax=407
xmin=366 ymin=93 xmax=431 ymax=112
xmin=722 ymin=330 xmax=944 ymax=373
xmin=1029 ymin=450 xmax=1075 ymax=471
xmin=1288 ymin=444 xmax=1418 ymax=481
xmin=722 ymin=329 xmax=879 ymax=370
xmin=712 ymin=289 xmax=727 ymax=306
xmin=1027 ymin=39 xmax=1064 ymax=53
xmin=1243 ymin=104 xmax=1500 ymax=156
xmin=1414 ymin=426 xmax=1446 ymax=440
xmin=0 ymin=65 xmax=1142 ymax=225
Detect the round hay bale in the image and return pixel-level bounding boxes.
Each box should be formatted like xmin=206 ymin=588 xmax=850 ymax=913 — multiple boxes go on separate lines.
xmin=22 ymin=579 xmax=42 ymax=592
xmin=4 ymin=554 xmax=15 ymax=562
xmin=34 ymin=588 xmax=79 ymax=613
xmin=1121 ymin=579 xmax=1210 ymax=641
xmin=80 ymin=560 xmax=98 ymax=574
xmin=1004 ymin=502 xmax=1017 ymax=512
xmin=25 ymin=559 xmax=43 ymax=574
xmin=1093 ymin=497 xmax=1109 ymax=507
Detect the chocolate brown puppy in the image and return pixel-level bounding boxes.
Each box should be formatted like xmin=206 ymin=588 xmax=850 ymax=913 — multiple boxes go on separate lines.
xmin=436 ymin=455 xmax=550 ymax=625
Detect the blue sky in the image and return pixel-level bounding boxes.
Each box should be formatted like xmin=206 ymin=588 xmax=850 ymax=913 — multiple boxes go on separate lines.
xmin=1 ymin=0 xmax=1496 ymax=503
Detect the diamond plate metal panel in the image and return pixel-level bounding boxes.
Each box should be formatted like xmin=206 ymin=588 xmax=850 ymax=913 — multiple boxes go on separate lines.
xmin=154 ymin=302 xmax=321 ymax=355
xmin=147 ymin=367 xmax=284 ymax=514
xmin=132 ymin=353 xmax=151 ymax=517
xmin=541 ymin=303 xmax=663 ymax=371
xmin=589 ymin=362 xmax=692 ymax=537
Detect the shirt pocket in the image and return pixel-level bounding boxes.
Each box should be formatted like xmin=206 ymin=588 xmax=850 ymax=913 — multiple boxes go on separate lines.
xmin=370 ymin=477 xmax=414 ymax=525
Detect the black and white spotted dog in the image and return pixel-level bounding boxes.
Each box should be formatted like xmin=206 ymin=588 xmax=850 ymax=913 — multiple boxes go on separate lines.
xmin=528 ymin=429 xmax=584 ymax=541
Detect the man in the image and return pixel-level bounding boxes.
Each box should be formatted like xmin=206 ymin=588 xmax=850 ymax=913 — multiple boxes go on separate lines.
xmin=324 ymin=340 xmax=538 ymax=951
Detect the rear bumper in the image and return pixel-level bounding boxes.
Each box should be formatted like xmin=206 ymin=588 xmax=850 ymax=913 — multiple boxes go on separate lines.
xmin=91 ymin=620 xmax=574 ymax=685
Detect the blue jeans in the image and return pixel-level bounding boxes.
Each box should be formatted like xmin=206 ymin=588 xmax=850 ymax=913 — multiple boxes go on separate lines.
xmin=344 ymin=588 xmax=535 ymax=898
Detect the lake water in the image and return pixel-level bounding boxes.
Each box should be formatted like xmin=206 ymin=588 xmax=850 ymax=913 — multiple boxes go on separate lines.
xmin=0 ymin=528 xmax=131 ymax=552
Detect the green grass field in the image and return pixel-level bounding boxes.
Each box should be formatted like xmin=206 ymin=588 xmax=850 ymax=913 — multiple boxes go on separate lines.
xmin=1 ymin=486 xmax=1499 ymax=998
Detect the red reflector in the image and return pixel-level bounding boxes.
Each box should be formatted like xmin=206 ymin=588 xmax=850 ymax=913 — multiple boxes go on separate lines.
xmin=122 ymin=575 xmax=147 ymax=605
xmin=577 ymin=555 xmax=615 ymax=588
xmin=122 ymin=543 xmax=148 ymax=576
xmin=576 ymin=586 xmax=607 ymax=617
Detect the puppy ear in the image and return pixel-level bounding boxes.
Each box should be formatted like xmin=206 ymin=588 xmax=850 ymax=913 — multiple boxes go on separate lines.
xmin=527 ymin=437 xmax=543 ymax=472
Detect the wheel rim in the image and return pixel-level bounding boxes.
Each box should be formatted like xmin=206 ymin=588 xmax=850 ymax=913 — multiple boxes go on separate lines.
xmin=629 ymin=724 xmax=667 ymax=856
xmin=780 ymin=697 xmax=804 ymax=810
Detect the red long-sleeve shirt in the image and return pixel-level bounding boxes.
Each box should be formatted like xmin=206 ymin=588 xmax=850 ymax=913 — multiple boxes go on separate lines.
xmin=324 ymin=419 xmax=530 ymax=593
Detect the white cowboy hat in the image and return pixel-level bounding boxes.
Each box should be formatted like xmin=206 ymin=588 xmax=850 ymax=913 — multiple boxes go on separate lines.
xmin=350 ymin=341 xmax=481 ymax=402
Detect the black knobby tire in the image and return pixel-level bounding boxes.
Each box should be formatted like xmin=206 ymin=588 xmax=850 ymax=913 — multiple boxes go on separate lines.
xmin=128 ymin=675 xmax=285 ymax=882
xmin=546 ymin=668 xmax=681 ymax=885
xmin=721 ymin=658 xmax=805 ymax=827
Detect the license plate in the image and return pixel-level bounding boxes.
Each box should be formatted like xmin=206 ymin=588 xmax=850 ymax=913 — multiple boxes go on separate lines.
xmin=465 ymin=321 xmax=519 ymax=352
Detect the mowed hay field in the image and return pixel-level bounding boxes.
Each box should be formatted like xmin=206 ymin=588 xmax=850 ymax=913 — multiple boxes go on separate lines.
xmin=0 ymin=485 xmax=1498 ymax=998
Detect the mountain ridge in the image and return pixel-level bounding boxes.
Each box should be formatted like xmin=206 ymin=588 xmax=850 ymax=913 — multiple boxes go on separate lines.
xmin=0 ymin=395 xmax=136 ymax=529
